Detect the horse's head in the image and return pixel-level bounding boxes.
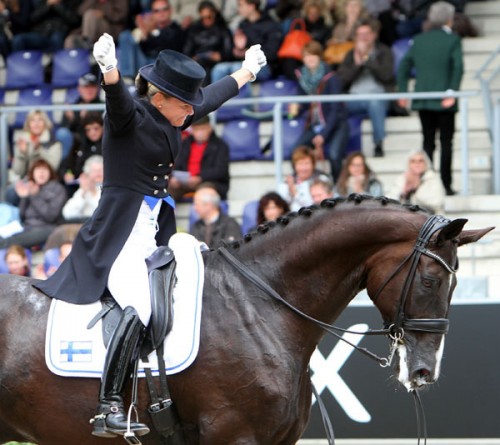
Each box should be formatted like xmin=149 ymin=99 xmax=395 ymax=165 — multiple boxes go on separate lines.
xmin=366 ymin=215 xmax=494 ymax=391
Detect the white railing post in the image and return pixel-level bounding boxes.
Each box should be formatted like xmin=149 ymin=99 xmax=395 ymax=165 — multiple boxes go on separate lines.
xmin=273 ymin=102 xmax=284 ymax=186
xmin=460 ymin=97 xmax=469 ymax=195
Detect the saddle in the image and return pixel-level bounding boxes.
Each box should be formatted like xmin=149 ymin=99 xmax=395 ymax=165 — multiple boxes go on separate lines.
xmin=88 ymin=245 xmax=176 ymax=352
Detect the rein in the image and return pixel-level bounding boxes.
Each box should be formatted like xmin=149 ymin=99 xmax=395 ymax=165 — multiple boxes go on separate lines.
xmin=218 ymin=215 xmax=458 ymax=445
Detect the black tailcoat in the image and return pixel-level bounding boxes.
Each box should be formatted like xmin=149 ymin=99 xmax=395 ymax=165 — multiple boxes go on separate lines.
xmin=35 ymin=76 xmax=238 ymax=304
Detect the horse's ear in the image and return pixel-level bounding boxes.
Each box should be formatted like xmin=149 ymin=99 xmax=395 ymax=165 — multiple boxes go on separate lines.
xmin=456 ymin=226 xmax=495 ymax=247
xmin=437 ymin=218 xmax=468 ymax=245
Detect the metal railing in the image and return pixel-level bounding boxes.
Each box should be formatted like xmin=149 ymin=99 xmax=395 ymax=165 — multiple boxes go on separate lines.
xmin=473 ymin=45 xmax=500 ymax=193
xmin=0 ymin=90 xmax=481 ymax=201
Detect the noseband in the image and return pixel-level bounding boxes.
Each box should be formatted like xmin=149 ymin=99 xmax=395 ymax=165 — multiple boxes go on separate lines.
xmin=372 ymin=214 xmax=457 ymax=337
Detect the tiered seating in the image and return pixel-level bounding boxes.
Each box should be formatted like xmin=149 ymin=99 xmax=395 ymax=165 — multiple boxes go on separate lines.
xmin=252 ymin=77 xmax=299 ymax=116
xmin=241 ymin=200 xmax=259 ymax=233
xmin=221 ymin=118 xmax=261 ymax=161
xmin=11 ymin=86 xmax=54 ymax=128
xmin=5 ymin=50 xmax=45 ymax=89
xmin=391 ymin=37 xmax=413 ymax=76
xmin=217 ymin=83 xmax=252 ymax=122
xmin=272 ymin=116 xmax=306 ymax=160
xmin=43 ymin=247 xmax=61 ymax=274
xmin=51 ymin=49 xmax=91 ymax=88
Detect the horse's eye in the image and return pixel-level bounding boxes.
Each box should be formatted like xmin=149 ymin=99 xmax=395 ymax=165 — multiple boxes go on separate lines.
xmin=422 ymin=278 xmax=434 ymax=288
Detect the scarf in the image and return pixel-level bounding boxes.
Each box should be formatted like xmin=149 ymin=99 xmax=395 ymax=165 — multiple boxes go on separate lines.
xmin=298 ymin=62 xmax=328 ymax=95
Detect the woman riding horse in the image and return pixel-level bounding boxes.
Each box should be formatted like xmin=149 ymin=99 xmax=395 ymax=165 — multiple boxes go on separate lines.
xmin=34 ymin=33 xmax=267 ymax=438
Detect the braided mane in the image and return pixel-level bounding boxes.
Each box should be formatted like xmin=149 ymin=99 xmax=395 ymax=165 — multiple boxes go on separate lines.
xmin=226 ymin=194 xmax=429 ymax=249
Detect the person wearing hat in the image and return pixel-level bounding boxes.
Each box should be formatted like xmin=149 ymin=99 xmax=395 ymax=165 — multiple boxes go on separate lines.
xmin=55 ymin=72 xmax=103 ymax=159
xmin=34 ymin=33 xmax=266 ymax=438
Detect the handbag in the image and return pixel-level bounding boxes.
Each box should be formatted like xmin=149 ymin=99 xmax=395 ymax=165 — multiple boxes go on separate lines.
xmin=277 ymin=18 xmax=312 ymax=61
xmin=323 ymin=40 xmax=354 ymax=65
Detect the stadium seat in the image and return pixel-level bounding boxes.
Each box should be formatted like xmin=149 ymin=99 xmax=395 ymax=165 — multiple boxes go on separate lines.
xmin=51 ymin=49 xmax=91 ymax=87
xmin=64 ymin=86 xmax=80 ymax=104
xmin=392 ymin=38 xmax=413 ymax=76
xmin=5 ymin=50 xmax=45 ymax=89
xmin=43 ymin=247 xmax=61 ymax=274
xmin=241 ymin=200 xmax=259 ymax=234
xmin=254 ymin=78 xmax=299 ymax=116
xmin=216 ymin=83 xmax=251 ymax=122
xmin=10 ymin=86 xmax=53 ymax=128
xmin=221 ymin=118 xmax=261 ymax=161
xmin=189 ymin=200 xmax=229 ymax=232
xmin=0 ymin=248 xmax=32 ymax=274
xmin=274 ymin=116 xmax=306 ymax=160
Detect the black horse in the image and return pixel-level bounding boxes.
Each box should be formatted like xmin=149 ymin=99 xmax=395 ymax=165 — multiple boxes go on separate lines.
xmin=0 ymin=196 xmax=493 ymax=444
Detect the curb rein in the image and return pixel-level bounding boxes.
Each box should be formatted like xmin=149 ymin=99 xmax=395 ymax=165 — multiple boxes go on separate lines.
xmin=218 ymin=215 xmax=458 ymax=445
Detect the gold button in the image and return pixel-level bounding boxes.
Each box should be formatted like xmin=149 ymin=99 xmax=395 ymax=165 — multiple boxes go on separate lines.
xmin=164 ymin=175 xmax=168 ymax=180
xmin=169 ymin=163 xmax=173 ymax=167
xmin=157 ymin=163 xmax=163 ymax=167
xmin=153 ymin=190 xmax=158 ymax=195
xmin=163 ymin=188 xmax=167 ymax=193
xmin=153 ymin=175 xmax=158 ymax=181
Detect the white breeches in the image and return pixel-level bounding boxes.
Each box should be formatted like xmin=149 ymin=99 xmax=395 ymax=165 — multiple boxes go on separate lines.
xmin=107 ymin=200 xmax=161 ymax=326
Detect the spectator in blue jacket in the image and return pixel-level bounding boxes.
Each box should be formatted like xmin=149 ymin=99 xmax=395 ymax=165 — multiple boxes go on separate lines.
xmin=289 ymin=40 xmax=349 ymax=182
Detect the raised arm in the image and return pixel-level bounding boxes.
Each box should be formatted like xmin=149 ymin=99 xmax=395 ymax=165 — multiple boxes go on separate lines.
xmin=93 ymin=33 xmax=120 ymax=85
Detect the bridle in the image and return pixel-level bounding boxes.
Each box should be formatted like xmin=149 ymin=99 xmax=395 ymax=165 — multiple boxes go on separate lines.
xmin=219 ymin=214 xmax=458 ymax=365
xmin=218 ymin=214 xmax=458 ymax=445
xmin=372 ymin=214 xmax=457 ymax=340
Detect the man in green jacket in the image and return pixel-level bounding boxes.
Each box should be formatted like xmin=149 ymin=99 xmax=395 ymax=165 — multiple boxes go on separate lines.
xmin=397 ymin=1 xmax=463 ymax=196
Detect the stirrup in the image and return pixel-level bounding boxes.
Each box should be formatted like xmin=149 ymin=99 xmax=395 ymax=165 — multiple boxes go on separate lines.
xmin=90 ymin=413 xmax=118 ymax=438
xmin=124 ymin=431 xmax=143 ymax=445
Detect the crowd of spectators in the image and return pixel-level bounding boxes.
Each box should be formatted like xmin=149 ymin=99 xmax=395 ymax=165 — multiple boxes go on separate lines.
xmin=0 ymin=0 xmax=475 ymax=258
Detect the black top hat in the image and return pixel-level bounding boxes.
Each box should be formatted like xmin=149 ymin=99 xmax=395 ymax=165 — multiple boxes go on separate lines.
xmin=139 ymin=50 xmax=206 ymax=106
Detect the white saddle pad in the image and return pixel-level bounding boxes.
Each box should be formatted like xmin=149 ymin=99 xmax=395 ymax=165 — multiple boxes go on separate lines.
xmin=45 ymin=233 xmax=204 ymax=378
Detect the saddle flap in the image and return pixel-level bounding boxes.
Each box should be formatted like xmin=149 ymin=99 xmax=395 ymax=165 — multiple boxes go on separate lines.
xmin=148 ymin=263 xmax=177 ymax=350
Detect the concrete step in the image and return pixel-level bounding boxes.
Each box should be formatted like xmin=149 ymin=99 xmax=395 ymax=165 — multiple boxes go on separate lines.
xmin=468 ymin=16 xmax=500 ymax=37
xmin=466 ymin=0 xmax=500 ymax=16
xmin=462 ymin=36 xmax=500 ymax=54
xmin=361 ymin=131 xmax=492 ymax=152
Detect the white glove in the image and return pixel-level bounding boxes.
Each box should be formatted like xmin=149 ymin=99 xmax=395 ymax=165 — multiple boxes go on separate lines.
xmin=242 ymin=44 xmax=267 ymax=82
xmin=93 ymin=33 xmax=117 ymax=74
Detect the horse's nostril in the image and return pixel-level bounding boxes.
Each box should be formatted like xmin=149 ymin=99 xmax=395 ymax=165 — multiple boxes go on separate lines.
xmin=412 ymin=368 xmax=433 ymax=387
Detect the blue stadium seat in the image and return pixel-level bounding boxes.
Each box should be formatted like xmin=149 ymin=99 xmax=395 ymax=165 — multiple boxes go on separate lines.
xmin=241 ymin=200 xmax=259 ymax=234
xmin=43 ymin=247 xmax=61 ymax=274
xmin=0 ymin=247 xmax=32 ymax=274
xmin=274 ymin=116 xmax=306 ymax=160
xmin=392 ymin=38 xmax=414 ymax=77
xmin=64 ymin=86 xmax=80 ymax=104
xmin=51 ymin=49 xmax=91 ymax=87
xmin=255 ymin=78 xmax=299 ymax=115
xmin=189 ymin=200 xmax=229 ymax=232
xmin=221 ymin=118 xmax=261 ymax=161
xmin=216 ymin=83 xmax=251 ymax=122
xmin=11 ymin=86 xmax=53 ymax=128
xmin=5 ymin=50 xmax=45 ymax=89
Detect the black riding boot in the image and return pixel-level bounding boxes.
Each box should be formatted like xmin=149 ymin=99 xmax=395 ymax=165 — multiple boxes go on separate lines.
xmin=91 ymin=306 xmax=150 ymax=438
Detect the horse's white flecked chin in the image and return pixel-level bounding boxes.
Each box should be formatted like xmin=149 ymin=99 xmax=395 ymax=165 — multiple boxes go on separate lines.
xmin=396 ymin=343 xmax=412 ymax=391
